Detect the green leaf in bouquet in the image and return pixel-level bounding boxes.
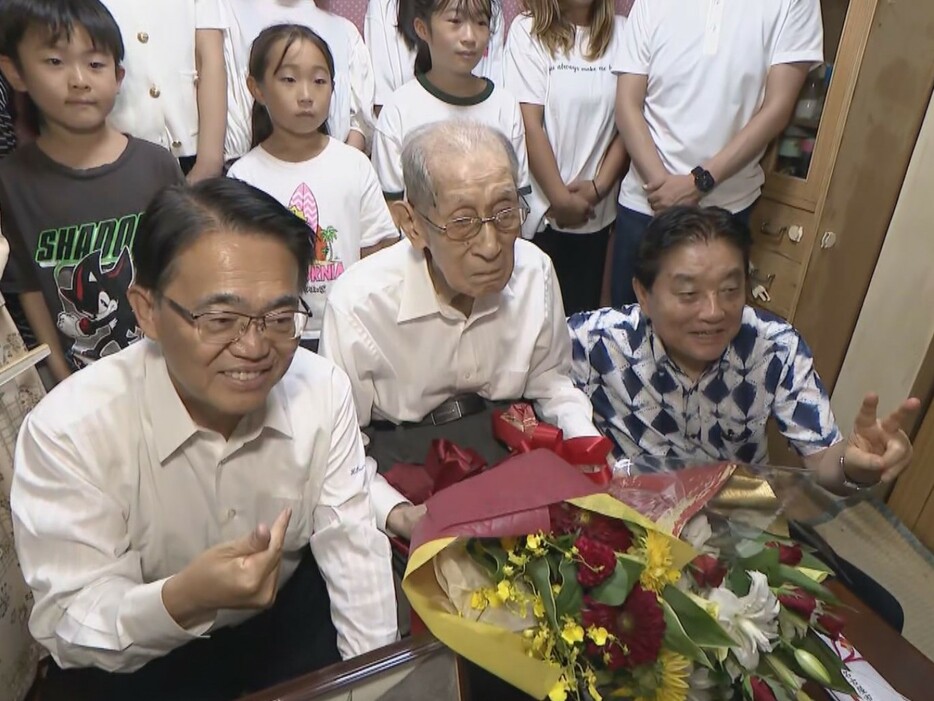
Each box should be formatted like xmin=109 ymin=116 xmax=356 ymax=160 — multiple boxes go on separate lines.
xmin=467 ymin=539 xmax=509 ymax=579
xmin=738 ymin=546 xmax=781 ymax=577
xmin=796 ymin=551 xmax=835 ymax=576
xmin=554 ymin=557 xmax=583 ymax=621
xmin=662 ymin=585 xmax=736 ymax=648
xmin=660 ymin=598 xmax=712 ymax=668
xmin=527 ymin=557 xmax=559 ymax=630
xmin=775 ymin=565 xmax=839 ymax=604
xmin=735 ymin=539 xmax=766 ymax=559
xmin=590 ymin=555 xmax=641 ymax=606
xmin=727 ymin=567 xmax=752 ymax=597
xmin=797 ymin=632 xmax=857 ymax=694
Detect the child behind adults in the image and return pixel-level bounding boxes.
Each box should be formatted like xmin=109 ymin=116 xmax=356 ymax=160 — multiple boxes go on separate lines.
xmin=228 ymin=24 xmax=398 ymax=353
xmin=0 ymin=0 xmax=185 ymax=384
xmin=371 ymin=0 xmax=530 ymax=203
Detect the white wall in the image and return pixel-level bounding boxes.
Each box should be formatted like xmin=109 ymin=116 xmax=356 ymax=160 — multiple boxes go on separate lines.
xmin=832 ymin=91 xmax=934 ymax=430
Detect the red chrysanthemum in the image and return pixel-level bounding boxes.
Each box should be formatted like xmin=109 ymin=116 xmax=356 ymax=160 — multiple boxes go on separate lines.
xmin=750 ymin=676 xmax=778 ymax=701
xmin=817 ymin=610 xmax=846 ymax=639
xmin=575 ymin=535 xmax=616 ymax=587
xmin=767 ymin=541 xmax=803 ymax=566
xmin=690 ymin=553 xmax=727 ymax=588
xmin=549 ymin=503 xmax=633 ymax=552
xmin=581 ymin=585 xmax=665 ymax=670
xmin=778 ymin=588 xmax=817 ymax=620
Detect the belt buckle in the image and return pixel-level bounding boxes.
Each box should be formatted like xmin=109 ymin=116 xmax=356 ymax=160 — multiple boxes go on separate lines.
xmin=430 ymin=400 xmax=464 ymax=426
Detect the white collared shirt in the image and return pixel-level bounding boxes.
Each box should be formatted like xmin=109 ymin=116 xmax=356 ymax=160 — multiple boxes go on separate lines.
xmin=103 ymin=0 xmax=226 ymax=158
xmin=11 ymin=341 xmax=397 ymax=672
xmin=319 ymin=238 xmax=598 ymax=527
xmin=614 ymin=0 xmax=823 ymax=214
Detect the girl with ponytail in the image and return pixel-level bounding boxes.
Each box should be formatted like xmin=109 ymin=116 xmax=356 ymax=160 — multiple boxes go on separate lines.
xmin=371 ymin=0 xmax=530 ymax=203
xmin=228 ymin=25 xmax=398 ymax=350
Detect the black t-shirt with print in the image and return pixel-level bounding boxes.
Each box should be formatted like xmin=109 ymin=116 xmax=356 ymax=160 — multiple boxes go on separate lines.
xmin=0 ymin=136 xmax=184 ymax=367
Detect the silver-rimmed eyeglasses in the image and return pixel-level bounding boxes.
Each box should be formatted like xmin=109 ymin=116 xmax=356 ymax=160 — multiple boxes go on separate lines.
xmin=163 ymin=296 xmax=310 ymax=345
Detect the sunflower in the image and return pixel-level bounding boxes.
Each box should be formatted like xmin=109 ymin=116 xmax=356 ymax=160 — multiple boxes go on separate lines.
xmin=639 ymin=531 xmax=681 ymax=593
xmin=635 ymin=650 xmax=691 ymax=701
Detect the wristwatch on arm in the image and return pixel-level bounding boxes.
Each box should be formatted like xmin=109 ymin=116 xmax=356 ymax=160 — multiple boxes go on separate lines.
xmin=691 ymin=166 xmax=716 ymax=194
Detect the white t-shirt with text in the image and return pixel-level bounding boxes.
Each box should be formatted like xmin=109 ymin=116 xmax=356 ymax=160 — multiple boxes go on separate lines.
xmin=505 ymin=14 xmax=626 ymax=237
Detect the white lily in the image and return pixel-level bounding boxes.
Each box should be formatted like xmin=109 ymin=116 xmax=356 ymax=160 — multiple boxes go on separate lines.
xmin=707 ymin=571 xmax=780 ymax=671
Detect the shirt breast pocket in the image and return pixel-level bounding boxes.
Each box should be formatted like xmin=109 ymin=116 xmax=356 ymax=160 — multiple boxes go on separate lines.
xmin=253 ymin=495 xmax=307 ymax=553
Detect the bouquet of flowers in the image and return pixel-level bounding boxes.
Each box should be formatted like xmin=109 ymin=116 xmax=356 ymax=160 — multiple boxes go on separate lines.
xmin=399 ymin=405 xmax=856 ymax=701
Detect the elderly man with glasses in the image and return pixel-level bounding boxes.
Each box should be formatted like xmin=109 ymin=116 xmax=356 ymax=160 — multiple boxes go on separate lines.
xmin=320 ymin=120 xmax=600 ymax=540
xmin=11 ymin=179 xmax=397 ymax=701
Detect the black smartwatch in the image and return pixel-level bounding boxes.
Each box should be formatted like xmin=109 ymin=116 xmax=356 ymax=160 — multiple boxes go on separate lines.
xmin=691 ymin=166 xmax=716 ymax=193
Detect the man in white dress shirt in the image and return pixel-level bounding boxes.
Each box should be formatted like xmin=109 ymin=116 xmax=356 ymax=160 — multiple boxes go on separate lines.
xmin=12 ymin=179 xmax=397 ymax=701
xmin=320 ymin=120 xmax=599 ymax=539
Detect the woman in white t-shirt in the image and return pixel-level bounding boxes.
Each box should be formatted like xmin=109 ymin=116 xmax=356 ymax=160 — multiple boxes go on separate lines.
xmin=228 ymin=25 xmax=398 ymax=350
xmin=371 ymin=0 xmax=530 ymax=202
xmin=226 ymin=0 xmax=375 ymax=152
xmin=364 ymin=0 xmax=505 ymax=114
xmin=504 ymin=0 xmax=627 ymax=314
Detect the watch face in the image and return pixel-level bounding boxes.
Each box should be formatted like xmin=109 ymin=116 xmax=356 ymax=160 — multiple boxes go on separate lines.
xmin=693 ymin=168 xmax=715 ymax=193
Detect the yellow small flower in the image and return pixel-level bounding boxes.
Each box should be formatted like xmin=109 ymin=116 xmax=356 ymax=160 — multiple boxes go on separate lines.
xmin=496 ymin=580 xmax=513 ymax=603
xmin=526 ymin=534 xmax=543 ymax=552
xmin=587 ymin=625 xmax=609 ymax=646
xmin=503 ymin=564 xmax=515 ymax=576
xmin=548 ymin=677 xmax=570 ymax=701
xmin=508 ymin=550 xmax=530 ymax=566
xmin=560 ymin=618 xmax=584 ymax=645
xmin=533 ymin=595 xmax=546 ymax=619
xmin=552 ymin=583 xmax=562 ymax=596
xmin=583 ymin=669 xmax=603 ymax=701
xmin=470 ymin=590 xmax=487 ymax=611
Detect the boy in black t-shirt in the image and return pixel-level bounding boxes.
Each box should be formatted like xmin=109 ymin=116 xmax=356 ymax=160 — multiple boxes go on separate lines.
xmin=0 ymin=0 xmax=184 ymax=383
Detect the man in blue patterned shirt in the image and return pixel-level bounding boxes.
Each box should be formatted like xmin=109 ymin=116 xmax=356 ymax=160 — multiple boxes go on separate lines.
xmin=569 ymin=206 xmax=918 ymax=493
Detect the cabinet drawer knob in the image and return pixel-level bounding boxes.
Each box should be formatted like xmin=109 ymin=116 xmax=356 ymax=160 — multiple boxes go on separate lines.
xmin=760 ymin=220 xmax=788 ymax=239
xmin=749 ymin=266 xmax=776 ymax=290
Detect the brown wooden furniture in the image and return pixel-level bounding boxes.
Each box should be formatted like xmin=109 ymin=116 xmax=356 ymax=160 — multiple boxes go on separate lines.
xmin=753 ymin=0 xmax=934 ymax=465
xmin=750 ymin=0 xmax=934 ymax=398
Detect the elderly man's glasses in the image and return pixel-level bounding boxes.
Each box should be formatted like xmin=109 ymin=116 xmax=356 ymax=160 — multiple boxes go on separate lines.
xmin=162 ymin=296 xmax=311 ymax=345
xmin=415 ymin=201 xmax=529 ymax=242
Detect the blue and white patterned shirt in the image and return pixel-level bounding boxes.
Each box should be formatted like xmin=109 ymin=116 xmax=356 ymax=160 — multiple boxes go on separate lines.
xmin=568 ymin=305 xmax=842 ymax=463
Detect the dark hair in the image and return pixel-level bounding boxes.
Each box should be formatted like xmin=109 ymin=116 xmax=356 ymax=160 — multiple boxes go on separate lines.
xmin=401 ymin=0 xmax=495 ymax=75
xmin=0 ymin=0 xmax=124 ymax=65
xmin=249 ymin=24 xmax=335 ymax=148
xmin=634 ymin=206 xmax=751 ymax=290
xmin=132 ymin=178 xmax=313 ymax=293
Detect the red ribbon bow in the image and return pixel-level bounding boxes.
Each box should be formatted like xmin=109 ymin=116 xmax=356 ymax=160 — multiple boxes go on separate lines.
xmin=383 ymin=439 xmax=487 ymax=505
xmin=493 ymin=403 xmax=614 ymax=486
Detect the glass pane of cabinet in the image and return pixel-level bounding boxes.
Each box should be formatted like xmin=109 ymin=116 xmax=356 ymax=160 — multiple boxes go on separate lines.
xmin=767 ymin=0 xmax=850 ymax=181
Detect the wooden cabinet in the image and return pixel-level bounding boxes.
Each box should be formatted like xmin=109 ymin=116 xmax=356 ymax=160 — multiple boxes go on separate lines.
xmin=751 ymin=0 xmax=934 ymax=399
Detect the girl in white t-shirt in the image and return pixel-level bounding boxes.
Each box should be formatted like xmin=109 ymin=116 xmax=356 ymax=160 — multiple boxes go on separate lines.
xmin=364 ymin=0 xmax=505 ymax=114
xmin=505 ymin=0 xmax=627 ymax=314
xmin=226 ymin=0 xmax=375 ymax=153
xmin=371 ymin=0 xmax=530 ymax=201
xmin=228 ymin=25 xmax=398 ymax=349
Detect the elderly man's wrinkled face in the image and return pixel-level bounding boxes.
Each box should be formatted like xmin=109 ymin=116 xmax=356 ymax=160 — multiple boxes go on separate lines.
xmin=407 ymin=146 xmax=520 ymax=306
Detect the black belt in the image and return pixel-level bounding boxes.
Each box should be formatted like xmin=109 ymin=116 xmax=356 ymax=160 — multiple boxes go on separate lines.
xmin=371 ymin=393 xmax=488 ymax=429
